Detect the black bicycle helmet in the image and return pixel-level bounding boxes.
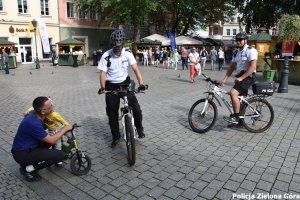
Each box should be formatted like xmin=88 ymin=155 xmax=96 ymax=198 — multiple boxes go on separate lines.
xmin=235 ymin=32 xmax=248 ymax=39
xmin=110 ymin=29 xmax=126 ymax=46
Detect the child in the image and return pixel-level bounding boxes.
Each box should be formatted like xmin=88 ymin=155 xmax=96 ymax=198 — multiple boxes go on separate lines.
xmin=23 ymin=99 xmax=74 ymax=156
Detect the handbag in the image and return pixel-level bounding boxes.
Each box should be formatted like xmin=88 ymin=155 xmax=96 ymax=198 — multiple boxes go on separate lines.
xmin=195 ymin=63 xmax=201 ymax=70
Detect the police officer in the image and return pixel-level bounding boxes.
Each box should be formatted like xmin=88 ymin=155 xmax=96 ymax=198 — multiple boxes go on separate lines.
xmin=220 ymin=32 xmax=258 ymax=126
xmin=97 ymin=29 xmax=146 ymax=148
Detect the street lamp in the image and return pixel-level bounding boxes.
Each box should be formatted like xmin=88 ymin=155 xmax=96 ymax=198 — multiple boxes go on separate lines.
xmin=31 ymin=19 xmax=40 ymax=69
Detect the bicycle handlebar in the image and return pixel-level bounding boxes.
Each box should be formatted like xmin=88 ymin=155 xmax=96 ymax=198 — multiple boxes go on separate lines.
xmin=201 ymin=73 xmax=220 ymax=86
xmin=105 ymin=84 xmax=149 ymax=94
xmin=71 ymin=123 xmax=81 ymax=131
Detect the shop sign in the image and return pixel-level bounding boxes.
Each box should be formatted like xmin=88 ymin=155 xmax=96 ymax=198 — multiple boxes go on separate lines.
xmin=8 ymin=26 xmax=34 ymax=34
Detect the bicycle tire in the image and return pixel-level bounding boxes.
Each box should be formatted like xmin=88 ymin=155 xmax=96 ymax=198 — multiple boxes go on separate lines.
xmin=188 ymin=99 xmax=218 ymax=133
xmin=125 ymin=115 xmax=136 ymax=166
xmin=240 ymin=97 xmax=274 ymax=133
xmin=70 ymin=152 xmax=92 ymax=176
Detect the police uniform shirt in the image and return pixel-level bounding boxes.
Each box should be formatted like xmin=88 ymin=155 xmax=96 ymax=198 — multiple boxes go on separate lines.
xmin=97 ymin=48 xmax=137 ymax=83
xmin=233 ymin=44 xmax=258 ymax=74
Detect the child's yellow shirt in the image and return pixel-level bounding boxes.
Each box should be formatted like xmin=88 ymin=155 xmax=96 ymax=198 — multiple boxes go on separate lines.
xmin=25 ymin=107 xmax=69 ymax=131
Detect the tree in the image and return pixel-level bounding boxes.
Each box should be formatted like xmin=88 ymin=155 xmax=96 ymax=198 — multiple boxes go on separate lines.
xmin=76 ymin=0 xmax=158 ymax=43
xmin=278 ymin=14 xmax=300 ymax=41
xmin=228 ymin=0 xmax=300 ymax=32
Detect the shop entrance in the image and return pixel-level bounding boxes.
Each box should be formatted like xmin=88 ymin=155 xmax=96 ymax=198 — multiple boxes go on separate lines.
xmin=19 ymin=38 xmax=33 ymax=64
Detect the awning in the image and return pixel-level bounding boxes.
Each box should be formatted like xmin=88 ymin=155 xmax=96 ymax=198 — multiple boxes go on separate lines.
xmin=175 ymin=36 xmax=203 ymax=45
xmin=248 ymin=33 xmax=272 ymax=42
xmin=135 ymin=38 xmax=162 ymax=46
xmin=0 ymin=38 xmax=16 ymax=45
xmin=143 ymin=34 xmax=170 ymax=46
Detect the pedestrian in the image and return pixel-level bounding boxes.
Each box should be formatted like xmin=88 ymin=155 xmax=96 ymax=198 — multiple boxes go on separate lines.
xmin=154 ymin=48 xmax=160 ymax=66
xmin=218 ymin=47 xmax=225 ymax=71
xmin=97 ymin=29 xmax=146 ymax=148
xmin=220 ymin=32 xmax=257 ymax=127
xmin=142 ymin=49 xmax=148 ymax=66
xmin=199 ymin=47 xmax=208 ymax=71
xmin=162 ymin=48 xmax=168 ymax=68
xmin=172 ymin=49 xmax=180 ymax=70
xmin=210 ymin=46 xmax=218 ymax=71
xmin=1 ymin=47 xmax=9 ymax=74
xmin=181 ymin=47 xmax=188 ymax=70
xmin=11 ymin=96 xmax=73 ymax=182
xmin=189 ymin=47 xmax=200 ymax=83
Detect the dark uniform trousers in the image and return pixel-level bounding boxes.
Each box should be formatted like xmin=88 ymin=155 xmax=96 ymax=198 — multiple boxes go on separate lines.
xmin=105 ymin=82 xmax=143 ymax=141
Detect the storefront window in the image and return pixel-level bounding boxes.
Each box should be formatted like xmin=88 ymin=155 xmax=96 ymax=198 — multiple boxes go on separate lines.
xmin=41 ymin=0 xmax=49 ymax=16
xmin=18 ymin=0 xmax=28 ymax=14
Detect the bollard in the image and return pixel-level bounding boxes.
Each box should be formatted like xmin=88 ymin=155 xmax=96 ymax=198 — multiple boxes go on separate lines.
xmin=278 ymin=56 xmax=289 ymax=93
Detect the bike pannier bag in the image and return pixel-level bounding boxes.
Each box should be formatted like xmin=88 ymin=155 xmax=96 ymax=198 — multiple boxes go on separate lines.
xmin=252 ymin=81 xmax=275 ymax=96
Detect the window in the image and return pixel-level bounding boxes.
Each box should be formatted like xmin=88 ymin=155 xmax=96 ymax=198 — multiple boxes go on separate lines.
xmin=79 ymin=9 xmax=86 ymax=19
xmin=233 ymin=29 xmax=237 ymax=35
xmin=226 ymin=29 xmax=230 ymax=36
xmin=18 ymin=0 xmax=28 ymax=14
xmin=40 ymin=0 xmax=49 ymax=16
xmin=0 ymin=0 xmax=3 ymax=11
xmin=67 ymin=2 xmax=75 ymax=18
xmin=90 ymin=7 xmax=96 ymax=20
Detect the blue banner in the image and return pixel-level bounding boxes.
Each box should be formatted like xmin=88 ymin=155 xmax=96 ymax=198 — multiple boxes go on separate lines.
xmin=168 ymin=32 xmax=176 ymax=51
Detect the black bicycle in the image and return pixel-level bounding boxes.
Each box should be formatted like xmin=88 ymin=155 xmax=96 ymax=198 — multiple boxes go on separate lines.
xmin=105 ymin=83 xmax=148 ymax=166
xmin=188 ymin=73 xmax=275 ymax=133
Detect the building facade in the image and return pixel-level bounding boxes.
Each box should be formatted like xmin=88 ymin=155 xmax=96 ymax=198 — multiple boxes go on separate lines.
xmin=0 ymin=0 xmax=60 ymax=63
xmin=58 ymin=0 xmax=116 ymax=58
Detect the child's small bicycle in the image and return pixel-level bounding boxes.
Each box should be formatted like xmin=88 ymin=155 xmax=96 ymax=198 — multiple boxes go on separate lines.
xmin=61 ymin=123 xmax=92 ymax=176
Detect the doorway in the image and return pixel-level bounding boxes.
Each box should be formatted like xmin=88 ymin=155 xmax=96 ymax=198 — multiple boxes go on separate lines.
xmin=19 ymin=38 xmax=33 ymax=64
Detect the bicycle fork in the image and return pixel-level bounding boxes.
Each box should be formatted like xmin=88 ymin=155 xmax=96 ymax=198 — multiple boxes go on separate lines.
xmin=121 ymin=112 xmax=138 ymax=141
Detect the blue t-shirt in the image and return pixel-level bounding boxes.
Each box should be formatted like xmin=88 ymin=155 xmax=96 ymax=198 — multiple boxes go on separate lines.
xmin=12 ymin=111 xmax=48 ymax=152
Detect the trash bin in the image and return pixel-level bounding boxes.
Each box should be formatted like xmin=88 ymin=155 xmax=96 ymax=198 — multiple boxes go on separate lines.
xmin=263 ymin=69 xmax=277 ymax=82
xmin=8 ymin=55 xmax=17 ymax=69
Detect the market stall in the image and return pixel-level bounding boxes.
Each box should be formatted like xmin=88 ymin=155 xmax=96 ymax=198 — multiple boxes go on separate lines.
xmin=0 ymin=38 xmax=17 ymax=69
xmin=56 ymin=38 xmax=85 ymax=66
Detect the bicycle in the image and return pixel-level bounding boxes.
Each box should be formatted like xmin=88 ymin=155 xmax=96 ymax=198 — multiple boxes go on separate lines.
xmin=188 ymin=73 xmax=275 ymax=133
xmin=61 ymin=123 xmax=92 ymax=175
xmin=105 ymin=83 xmax=148 ymax=166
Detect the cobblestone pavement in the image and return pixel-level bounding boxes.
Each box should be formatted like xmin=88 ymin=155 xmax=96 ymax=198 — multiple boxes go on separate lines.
xmin=0 ymin=62 xmax=299 ymax=200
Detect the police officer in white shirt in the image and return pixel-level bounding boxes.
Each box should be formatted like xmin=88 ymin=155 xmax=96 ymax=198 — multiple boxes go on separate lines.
xmin=220 ymin=32 xmax=257 ymax=126
xmin=97 ymin=29 xmax=146 ymax=148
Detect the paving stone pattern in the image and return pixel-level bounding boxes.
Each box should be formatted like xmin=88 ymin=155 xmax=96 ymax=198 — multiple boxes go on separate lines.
xmin=0 ymin=62 xmax=299 ymax=199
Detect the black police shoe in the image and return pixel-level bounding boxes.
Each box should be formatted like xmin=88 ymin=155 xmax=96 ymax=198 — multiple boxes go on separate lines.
xmin=111 ymin=139 xmax=120 ymax=148
xmin=137 ymin=129 xmax=145 ymax=138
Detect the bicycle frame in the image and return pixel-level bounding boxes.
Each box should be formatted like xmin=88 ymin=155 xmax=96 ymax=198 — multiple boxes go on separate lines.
xmin=203 ymin=83 xmax=261 ymax=119
xmin=120 ymin=95 xmax=137 ymax=140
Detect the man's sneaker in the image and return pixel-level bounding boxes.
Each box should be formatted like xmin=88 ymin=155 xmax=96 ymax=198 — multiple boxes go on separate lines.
xmin=19 ymin=168 xmax=41 ymax=182
xmin=223 ymin=115 xmax=240 ymax=124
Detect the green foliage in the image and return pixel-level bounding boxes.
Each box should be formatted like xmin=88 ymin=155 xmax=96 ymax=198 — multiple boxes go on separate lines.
xmin=269 ymin=44 xmax=275 ymax=53
xmin=278 ymin=14 xmax=300 ymax=41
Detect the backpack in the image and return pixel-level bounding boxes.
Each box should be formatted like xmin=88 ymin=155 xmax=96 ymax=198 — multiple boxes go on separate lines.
xmin=201 ymin=50 xmax=207 ymax=57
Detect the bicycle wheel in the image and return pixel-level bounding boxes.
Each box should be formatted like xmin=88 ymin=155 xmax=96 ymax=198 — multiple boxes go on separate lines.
xmin=125 ymin=115 xmax=136 ymax=166
xmin=240 ymin=97 xmax=274 ymax=133
xmin=188 ymin=99 xmax=218 ymax=133
xmin=70 ymin=152 xmax=92 ymax=176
